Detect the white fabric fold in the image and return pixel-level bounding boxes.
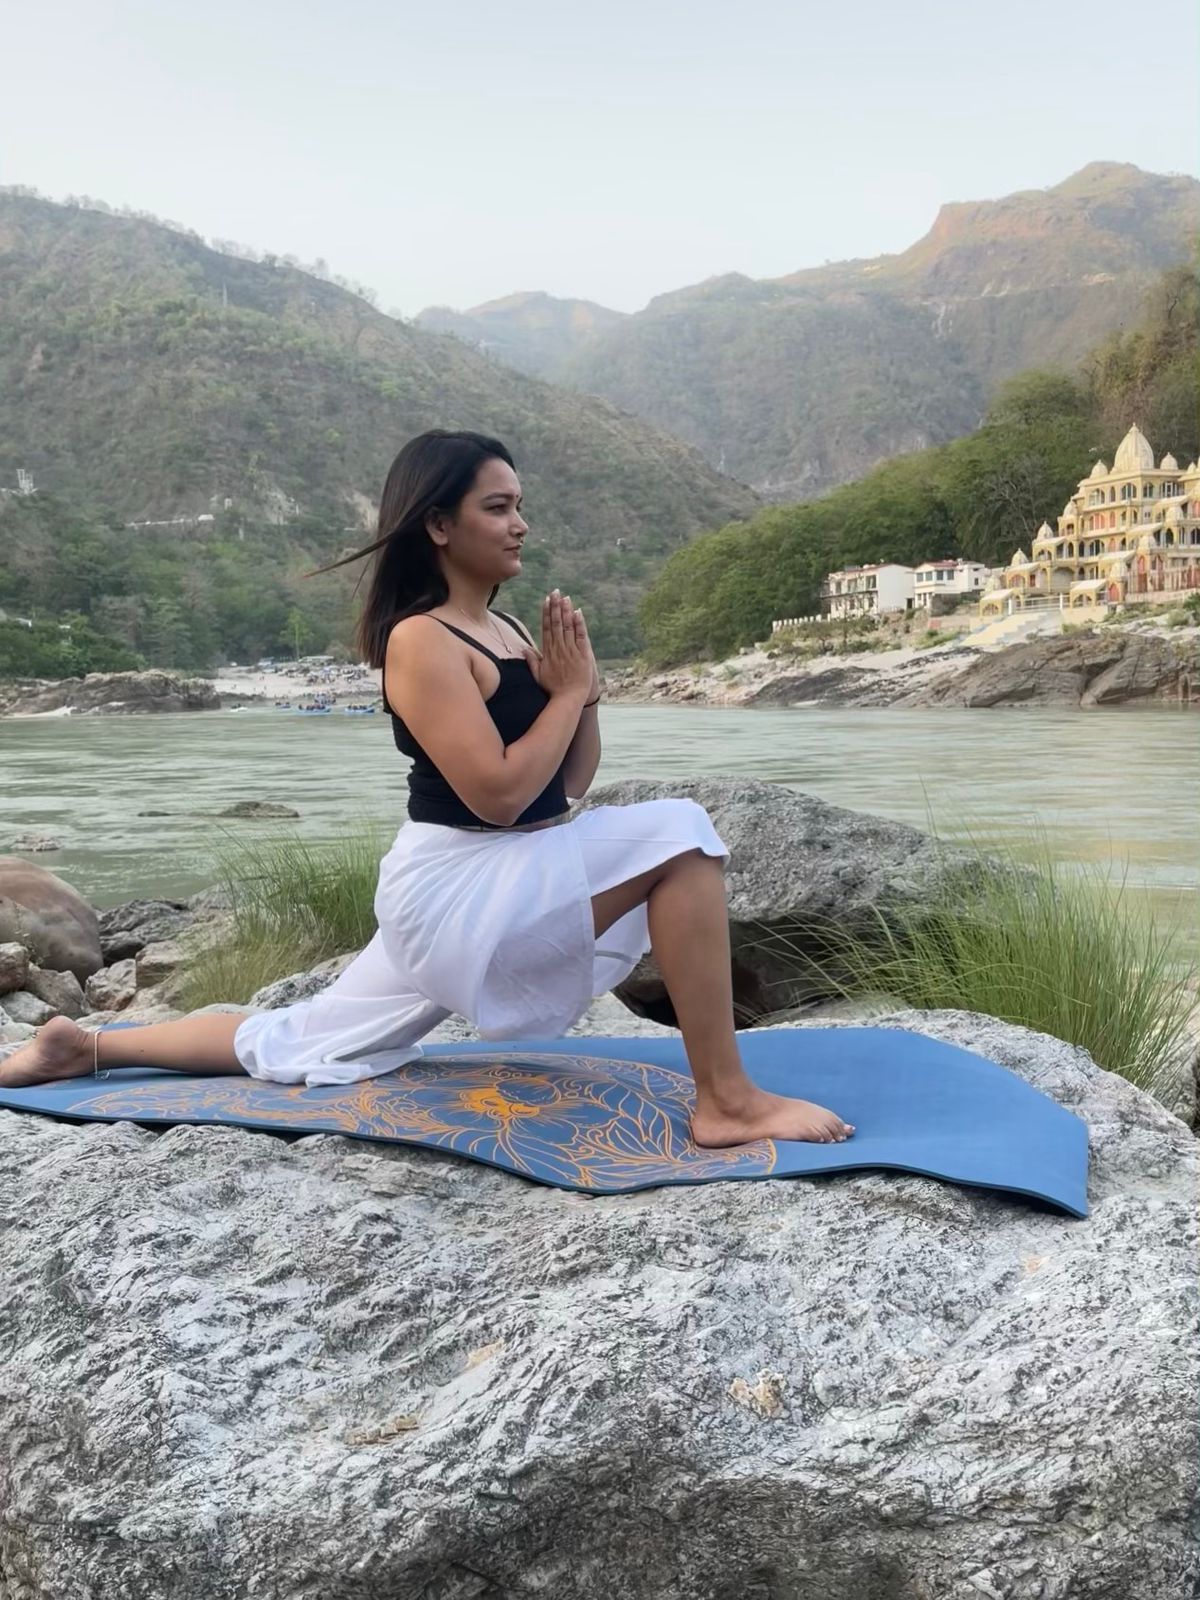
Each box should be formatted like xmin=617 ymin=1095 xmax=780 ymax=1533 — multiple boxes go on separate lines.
xmin=233 ymin=799 xmax=727 ymax=1087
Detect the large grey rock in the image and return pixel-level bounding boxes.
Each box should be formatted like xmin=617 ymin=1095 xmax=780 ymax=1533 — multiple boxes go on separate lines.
xmin=23 ymin=965 xmax=86 ymax=1019
xmin=0 ymin=1010 xmax=1194 ymax=1598
xmin=914 ymin=631 xmax=1192 ymax=709
xmin=134 ymin=939 xmax=186 ymax=987
xmin=186 ymin=885 xmax=232 ymax=917
xmin=248 ymin=951 xmax=358 ymax=1010
xmin=83 ymin=958 xmax=138 ymax=1012
xmin=0 ymin=1018 xmax=36 ymax=1050
xmin=0 ymin=940 xmax=30 ymax=996
xmin=578 ymin=777 xmax=993 ymax=1028
xmin=0 ymin=670 xmax=220 ymax=717
xmin=0 ymin=857 xmax=103 ymax=982
xmin=97 ymin=899 xmax=192 ymax=963
xmin=0 ymin=989 xmax=55 ymax=1026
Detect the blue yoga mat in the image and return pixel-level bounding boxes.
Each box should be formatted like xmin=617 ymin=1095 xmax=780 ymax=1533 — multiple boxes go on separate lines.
xmin=0 ymin=1026 xmax=1089 ymax=1216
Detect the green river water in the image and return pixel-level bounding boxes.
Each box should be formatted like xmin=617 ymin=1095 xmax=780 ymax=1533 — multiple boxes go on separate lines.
xmin=0 ymin=703 xmax=1195 ymax=951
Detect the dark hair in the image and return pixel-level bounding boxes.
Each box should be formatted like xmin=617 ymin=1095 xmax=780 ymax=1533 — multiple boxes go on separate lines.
xmin=318 ymin=429 xmax=515 ymax=669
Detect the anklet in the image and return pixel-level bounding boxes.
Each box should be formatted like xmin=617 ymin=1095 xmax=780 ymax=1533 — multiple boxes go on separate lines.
xmin=93 ymin=1030 xmax=109 ymax=1080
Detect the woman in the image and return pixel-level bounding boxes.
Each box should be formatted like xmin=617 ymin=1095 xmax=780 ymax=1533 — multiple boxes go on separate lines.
xmin=1 ymin=432 xmax=853 ymax=1147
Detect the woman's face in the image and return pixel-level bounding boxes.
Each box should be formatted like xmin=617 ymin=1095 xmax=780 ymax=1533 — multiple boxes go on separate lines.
xmin=432 ymin=457 xmax=528 ymax=584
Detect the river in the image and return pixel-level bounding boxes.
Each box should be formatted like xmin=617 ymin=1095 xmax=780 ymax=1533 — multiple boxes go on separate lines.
xmin=1 ymin=705 xmax=1195 ymax=950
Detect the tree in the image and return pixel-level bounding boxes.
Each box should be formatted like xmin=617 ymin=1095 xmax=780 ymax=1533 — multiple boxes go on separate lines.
xmin=281 ymin=606 xmax=313 ymax=661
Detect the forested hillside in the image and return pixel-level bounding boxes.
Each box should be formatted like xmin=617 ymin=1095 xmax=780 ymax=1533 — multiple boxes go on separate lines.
xmin=637 ymin=260 xmax=1200 ymax=665
xmin=0 ymin=190 xmax=757 ymax=663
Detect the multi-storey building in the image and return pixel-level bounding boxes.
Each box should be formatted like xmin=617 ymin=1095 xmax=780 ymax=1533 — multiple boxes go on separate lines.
xmin=980 ymin=425 xmax=1200 ymax=614
xmin=913 ymin=559 xmax=990 ymax=611
xmin=820 ymin=563 xmax=915 ymax=619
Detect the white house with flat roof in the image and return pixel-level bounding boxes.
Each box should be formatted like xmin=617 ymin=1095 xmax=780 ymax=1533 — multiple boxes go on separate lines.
xmin=913 ymin=559 xmax=990 ymax=611
xmin=820 ymin=563 xmax=915 ymax=618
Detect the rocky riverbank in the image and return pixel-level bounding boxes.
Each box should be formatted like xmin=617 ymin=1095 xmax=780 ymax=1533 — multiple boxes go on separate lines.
xmin=0 ymin=669 xmax=220 ymax=717
xmin=609 ymin=623 xmax=1199 ymax=710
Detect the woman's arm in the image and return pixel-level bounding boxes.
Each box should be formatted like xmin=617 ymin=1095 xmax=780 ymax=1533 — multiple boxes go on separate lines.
xmin=561 ymin=699 xmax=601 ymax=799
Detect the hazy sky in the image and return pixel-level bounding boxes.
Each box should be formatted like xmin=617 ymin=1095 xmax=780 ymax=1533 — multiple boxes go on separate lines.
xmin=5 ymin=0 xmax=1198 ymax=316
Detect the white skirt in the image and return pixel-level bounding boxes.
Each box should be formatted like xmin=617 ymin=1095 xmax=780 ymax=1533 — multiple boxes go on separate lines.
xmin=233 ymin=798 xmax=727 ymax=1086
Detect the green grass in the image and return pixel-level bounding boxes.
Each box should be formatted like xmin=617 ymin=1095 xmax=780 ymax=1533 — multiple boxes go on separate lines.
xmin=179 ymin=824 xmax=385 ymax=1009
xmin=180 ymin=818 xmax=1196 ymax=1103
xmin=761 ymin=828 xmax=1197 ymax=1093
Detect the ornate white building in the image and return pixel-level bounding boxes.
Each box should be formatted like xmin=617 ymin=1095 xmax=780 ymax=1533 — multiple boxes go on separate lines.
xmin=981 ymin=425 xmax=1200 ymax=614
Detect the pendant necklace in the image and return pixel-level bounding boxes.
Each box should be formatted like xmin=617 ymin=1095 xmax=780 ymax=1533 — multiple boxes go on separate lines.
xmin=455 ymin=605 xmax=514 ymax=658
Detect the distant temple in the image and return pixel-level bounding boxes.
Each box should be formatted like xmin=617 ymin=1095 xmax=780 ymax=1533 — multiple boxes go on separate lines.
xmin=980 ymin=425 xmax=1200 ymax=615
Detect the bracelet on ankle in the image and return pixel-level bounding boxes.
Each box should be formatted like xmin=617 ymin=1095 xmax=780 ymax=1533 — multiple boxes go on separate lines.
xmin=583 ymin=694 xmax=602 ymax=707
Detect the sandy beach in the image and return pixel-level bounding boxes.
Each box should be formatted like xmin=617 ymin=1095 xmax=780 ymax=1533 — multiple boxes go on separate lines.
xmin=211 ymin=662 xmax=383 ymax=705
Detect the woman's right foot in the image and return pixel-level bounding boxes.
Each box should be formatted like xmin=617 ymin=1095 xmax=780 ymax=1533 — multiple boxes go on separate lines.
xmin=0 ymin=1016 xmax=97 ymax=1088
xmin=692 ymin=1085 xmax=854 ymax=1148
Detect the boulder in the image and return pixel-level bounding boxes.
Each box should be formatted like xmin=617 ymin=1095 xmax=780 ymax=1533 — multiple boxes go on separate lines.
xmin=83 ymin=959 xmax=138 ymax=1013
xmin=23 ymin=965 xmax=86 ymax=1020
xmin=577 ymin=777 xmax=990 ymax=1028
xmin=0 ymin=1018 xmax=36 ymax=1050
xmin=97 ymin=899 xmax=192 ymax=963
xmin=0 ymin=858 xmax=102 ymax=982
xmin=0 ymin=671 xmax=220 ymax=717
xmin=8 ymin=834 xmax=62 ymax=853
xmin=0 ymin=941 xmax=30 ymax=996
xmin=0 ymin=990 xmax=55 ymax=1026
xmin=186 ymin=885 xmax=232 ymax=918
xmin=0 ymin=1010 xmax=1194 ymax=1598
xmin=248 ymin=951 xmax=358 ymax=1010
xmin=914 ymin=631 xmax=1190 ymax=709
xmin=218 ymin=800 xmax=301 ymax=819
xmin=134 ymin=939 xmax=186 ymax=987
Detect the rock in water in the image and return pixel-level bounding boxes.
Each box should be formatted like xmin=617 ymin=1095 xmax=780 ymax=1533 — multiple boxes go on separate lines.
xmin=0 ymin=857 xmax=103 ymax=982
xmin=218 ymin=800 xmax=301 ymax=819
xmin=578 ymin=777 xmax=990 ymax=1027
xmin=0 ymin=1011 xmax=1193 ymax=1597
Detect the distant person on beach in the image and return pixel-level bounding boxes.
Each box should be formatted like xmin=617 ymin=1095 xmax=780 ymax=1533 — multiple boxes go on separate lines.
xmin=1 ymin=431 xmax=853 ymax=1147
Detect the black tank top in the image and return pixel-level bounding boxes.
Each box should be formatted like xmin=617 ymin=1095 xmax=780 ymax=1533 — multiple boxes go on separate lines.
xmin=384 ymin=612 xmax=569 ymax=829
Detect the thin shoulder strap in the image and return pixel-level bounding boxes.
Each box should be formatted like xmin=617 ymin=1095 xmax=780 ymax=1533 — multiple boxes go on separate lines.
xmin=492 ymin=609 xmax=535 ymax=648
xmin=431 ymin=617 xmax=503 ymax=666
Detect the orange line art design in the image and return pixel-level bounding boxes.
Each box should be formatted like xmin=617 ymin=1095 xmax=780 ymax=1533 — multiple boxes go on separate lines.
xmin=69 ymin=1052 xmax=778 ymax=1191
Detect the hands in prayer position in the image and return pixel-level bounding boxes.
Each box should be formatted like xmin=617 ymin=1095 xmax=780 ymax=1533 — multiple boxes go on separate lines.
xmin=522 ymin=590 xmax=600 ymax=705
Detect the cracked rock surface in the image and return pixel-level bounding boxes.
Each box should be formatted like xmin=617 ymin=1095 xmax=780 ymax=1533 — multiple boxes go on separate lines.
xmin=0 ymin=1010 xmax=1195 ymax=1600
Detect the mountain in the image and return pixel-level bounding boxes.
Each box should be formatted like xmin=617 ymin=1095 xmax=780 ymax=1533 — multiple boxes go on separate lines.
xmin=417 ymin=291 xmax=626 ymax=377
xmin=635 ymin=257 xmax=1200 ymax=666
xmin=419 ymin=163 xmax=1200 ymax=500
xmin=0 ymin=192 xmax=758 ymax=654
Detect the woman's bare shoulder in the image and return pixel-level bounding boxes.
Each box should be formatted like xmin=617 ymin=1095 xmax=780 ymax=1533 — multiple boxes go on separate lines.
xmin=387 ymin=612 xmax=452 ymax=656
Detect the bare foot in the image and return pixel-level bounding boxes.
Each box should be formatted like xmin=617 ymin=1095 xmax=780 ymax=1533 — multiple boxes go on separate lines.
xmin=0 ymin=1016 xmax=97 ymax=1088
xmin=692 ymin=1086 xmax=855 ymax=1148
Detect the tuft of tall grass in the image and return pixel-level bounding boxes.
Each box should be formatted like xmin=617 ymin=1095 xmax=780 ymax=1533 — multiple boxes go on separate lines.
xmin=766 ymin=828 xmax=1197 ymax=1093
xmin=179 ymin=823 xmax=387 ymax=1009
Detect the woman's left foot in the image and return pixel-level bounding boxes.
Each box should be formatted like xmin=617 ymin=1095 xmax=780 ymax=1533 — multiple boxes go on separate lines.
xmin=0 ymin=1016 xmax=96 ymax=1087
